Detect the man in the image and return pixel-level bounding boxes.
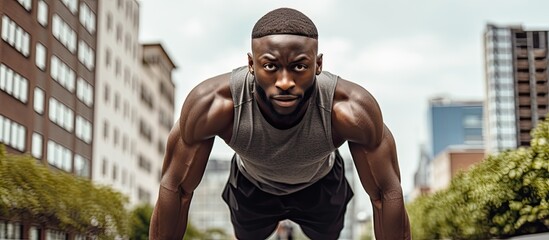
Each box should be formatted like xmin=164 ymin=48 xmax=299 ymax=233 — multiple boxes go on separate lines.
xmin=150 ymin=7 xmax=411 ymax=240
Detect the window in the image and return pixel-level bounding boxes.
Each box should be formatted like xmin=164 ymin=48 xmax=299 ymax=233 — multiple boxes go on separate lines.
xmin=31 ymin=132 xmax=43 ymax=158
xmin=52 ymin=14 xmax=76 ymax=53
xmin=37 ymin=1 xmax=48 ymax=26
xmin=50 ymin=55 xmax=76 ymax=92
xmin=113 ymin=128 xmax=119 ymax=146
xmin=103 ymin=120 xmax=109 ymax=139
xmin=114 ymin=92 xmax=120 ymax=111
xmin=46 ymin=229 xmax=67 ymax=240
xmin=105 ymin=48 xmax=111 ymax=67
xmin=75 ymin=115 xmax=92 ymax=143
xmin=104 ymin=83 xmax=110 ymax=102
xmin=76 ymin=78 xmax=93 ymax=107
xmin=47 ymin=140 xmax=72 ymax=172
xmin=16 ymin=0 xmax=32 ymax=11
xmin=0 ymin=115 xmax=26 ymax=152
xmin=79 ymin=3 xmax=96 ymax=34
xmin=0 ymin=221 xmax=22 ymax=239
xmin=48 ymin=97 xmax=74 ymax=132
xmin=138 ymin=187 xmax=151 ymax=204
xmin=33 ymin=87 xmax=45 ymax=114
xmin=35 ymin=43 xmax=46 ymax=70
xmin=106 ymin=12 xmax=112 ymax=31
xmin=116 ymin=24 xmax=122 ymax=42
xmin=115 ymin=58 xmax=121 ymax=76
xmin=112 ymin=164 xmax=118 ymax=181
xmin=0 ymin=64 xmax=28 ymax=103
xmin=463 ymin=115 xmax=482 ymax=128
xmin=102 ymin=158 xmax=108 ymax=176
xmin=60 ymin=0 xmax=77 ymax=14
xmin=74 ymin=154 xmax=90 ymax=178
xmin=78 ymin=40 xmax=95 ymax=70
xmin=122 ymin=134 xmax=128 ymax=152
xmin=1 ymin=16 xmax=30 ymax=57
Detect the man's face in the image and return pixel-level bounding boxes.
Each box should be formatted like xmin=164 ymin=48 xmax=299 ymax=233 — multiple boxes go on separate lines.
xmin=248 ymin=34 xmax=323 ymax=118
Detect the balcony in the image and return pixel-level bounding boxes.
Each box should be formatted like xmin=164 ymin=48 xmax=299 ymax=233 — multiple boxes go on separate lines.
xmin=517 ymin=72 xmax=530 ymax=82
xmin=520 ymin=132 xmax=531 ymax=142
xmin=519 ymin=108 xmax=531 ymax=118
xmin=535 ymin=72 xmax=548 ymax=81
xmin=519 ymin=121 xmax=533 ymax=129
xmin=515 ymin=60 xmax=529 ymax=69
xmin=535 ymin=59 xmax=547 ymax=70
xmin=515 ymin=49 xmax=528 ymax=58
xmin=537 ymin=84 xmax=549 ymax=94
xmin=518 ymin=96 xmax=531 ymax=106
xmin=517 ymin=84 xmax=530 ymax=93
xmin=533 ymin=49 xmax=547 ymax=59
xmin=537 ymin=96 xmax=549 ymax=106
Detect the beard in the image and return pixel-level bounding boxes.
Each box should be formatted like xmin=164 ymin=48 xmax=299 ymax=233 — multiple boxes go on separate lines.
xmin=254 ymin=78 xmax=316 ymax=121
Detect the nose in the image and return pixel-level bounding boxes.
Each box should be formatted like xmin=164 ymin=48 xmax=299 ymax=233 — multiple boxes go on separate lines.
xmin=275 ymin=71 xmax=295 ymax=91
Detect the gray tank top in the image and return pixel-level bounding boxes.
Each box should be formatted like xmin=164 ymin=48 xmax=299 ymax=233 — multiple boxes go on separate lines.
xmin=228 ymin=66 xmax=338 ymax=195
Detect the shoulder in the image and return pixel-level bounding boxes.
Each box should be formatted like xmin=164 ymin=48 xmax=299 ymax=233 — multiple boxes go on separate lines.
xmin=331 ymin=77 xmax=384 ymax=149
xmin=179 ymin=72 xmax=234 ymax=144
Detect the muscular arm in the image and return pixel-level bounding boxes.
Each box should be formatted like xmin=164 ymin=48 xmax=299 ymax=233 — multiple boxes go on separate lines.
xmin=150 ymin=124 xmax=214 ymax=239
xmin=349 ymin=127 xmax=411 ymax=239
xmin=333 ymin=78 xmax=410 ymax=239
xmin=150 ymin=73 xmax=233 ymax=239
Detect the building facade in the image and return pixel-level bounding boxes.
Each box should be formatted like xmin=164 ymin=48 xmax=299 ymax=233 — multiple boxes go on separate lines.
xmin=428 ymin=97 xmax=484 ymax=158
xmin=93 ymin=0 xmax=176 ymax=206
xmin=412 ymin=97 xmax=483 ymax=198
xmin=137 ymin=43 xmax=176 ymax=205
xmin=0 ymin=0 xmax=176 ymax=208
xmin=92 ymin=0 xmax=142 ymax=205
xmin=0 ymin=0 xmax=96 ymax=177
xmin=431 ymin=147 xmax=485 ymax=192
xmin=484 ymin=24 xmax=549 ymax=154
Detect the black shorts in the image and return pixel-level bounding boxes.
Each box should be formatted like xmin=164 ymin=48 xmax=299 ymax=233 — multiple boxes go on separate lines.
xmin=222 ymin=151 xmax=354 ymax=240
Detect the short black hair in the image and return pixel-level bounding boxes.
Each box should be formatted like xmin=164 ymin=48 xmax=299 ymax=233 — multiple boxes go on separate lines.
xmin=251 ymin=8 xmax=318 ymax=39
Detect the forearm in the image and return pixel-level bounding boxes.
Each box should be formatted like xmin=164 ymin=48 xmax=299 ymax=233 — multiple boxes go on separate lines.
xmin=150 ymin=185 xmax=192 ymax=240
xmin=371 ymin=189 xmax=411 ymax=239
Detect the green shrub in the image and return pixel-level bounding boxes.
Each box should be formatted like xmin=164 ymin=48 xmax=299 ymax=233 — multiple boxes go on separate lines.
xmin=0 ymin=146 xmax=129 ymax=238
xmin=408 ymin=117 xmax=549 ymax=239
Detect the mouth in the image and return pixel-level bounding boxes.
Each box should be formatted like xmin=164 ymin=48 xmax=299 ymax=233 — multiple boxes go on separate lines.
xmin=271 ymin=95 xmax=299 ymax=108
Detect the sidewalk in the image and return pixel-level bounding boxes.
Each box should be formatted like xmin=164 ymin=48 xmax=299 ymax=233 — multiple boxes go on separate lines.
xmin=508 ymin=232 xmax=549 ymax=240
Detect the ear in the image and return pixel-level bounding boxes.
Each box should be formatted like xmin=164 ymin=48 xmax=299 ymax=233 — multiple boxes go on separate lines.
xmin=247 ymin=53 xmax=254 ymax=75
xmin=316 ymin=53 xmax=323 ymax=75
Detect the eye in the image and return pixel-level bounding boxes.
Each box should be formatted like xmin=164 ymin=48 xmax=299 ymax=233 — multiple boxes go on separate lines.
xmin=263 ymin=63 xmax=277 ymax=72
xmin=293 ymin=64 xmax=308 ymax=72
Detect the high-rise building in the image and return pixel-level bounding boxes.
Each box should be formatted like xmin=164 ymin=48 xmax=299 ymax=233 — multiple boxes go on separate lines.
xmin=0 ymin=0 xmax=97 ymax=178
xmin=428 ymin=97 xmax=484 ymax=158
xmin=484 ymin=24 xmax=549 ymax=154
xmin=137 ymin=43 xmax=176 ymax=205
xmin=93 ymin=0 xmax=142 ymax=205
xmin=0 ymin=0 xmax=175 ymax=207
xmin=93 ymin=0 xmax=176 ymax=206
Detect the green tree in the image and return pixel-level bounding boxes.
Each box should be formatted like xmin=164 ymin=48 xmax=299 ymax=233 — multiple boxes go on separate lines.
xmin=129 ymin=204 xmax=153 ymax=240
xmin=407 ymin=116 xmax=549 ymax=239
xmin=0 ymin=146 xmax=129 ymax=238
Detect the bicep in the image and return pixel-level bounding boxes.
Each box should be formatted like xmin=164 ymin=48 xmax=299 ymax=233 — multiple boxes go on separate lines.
xmin=160 ymin=122 xmax=214 ymax=195
xmin=349 ymin=126 xmax=402 ymax=197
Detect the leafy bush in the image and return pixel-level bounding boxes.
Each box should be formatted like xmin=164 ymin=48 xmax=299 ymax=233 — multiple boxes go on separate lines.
xmin=0 ymin=146 xmax=129 ymax=238
xmin=408 ymin=117 xmax=549 ymax=239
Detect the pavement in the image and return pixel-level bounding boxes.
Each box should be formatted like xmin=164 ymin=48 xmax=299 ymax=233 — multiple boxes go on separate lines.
xmin=508 ymin=232 xmax=549 ymax=240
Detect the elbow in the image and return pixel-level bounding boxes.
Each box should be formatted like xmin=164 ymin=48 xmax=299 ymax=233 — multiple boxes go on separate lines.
xmin=381 ymin=187 xmax=403 ymax=202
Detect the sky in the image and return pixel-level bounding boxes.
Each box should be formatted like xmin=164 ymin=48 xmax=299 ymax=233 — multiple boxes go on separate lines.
xmin=138 ymin=0 xmax=549 ymax=213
